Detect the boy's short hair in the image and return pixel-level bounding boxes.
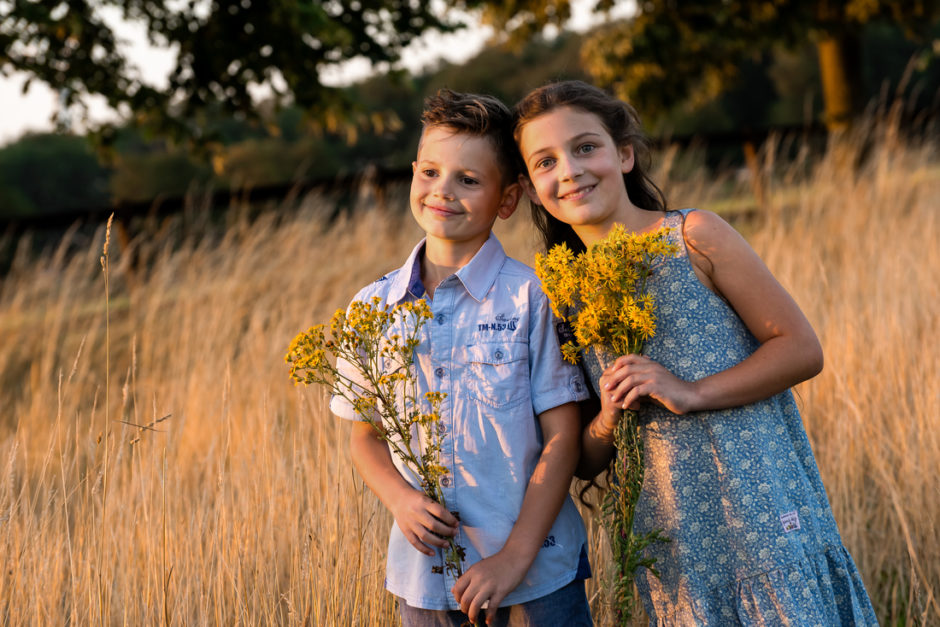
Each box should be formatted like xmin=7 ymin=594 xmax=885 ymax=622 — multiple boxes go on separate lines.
xmin=420 ymin=89 xmax=521 ymax=184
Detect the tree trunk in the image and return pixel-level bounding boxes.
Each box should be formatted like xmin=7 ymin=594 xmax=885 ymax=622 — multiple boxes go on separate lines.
xmin=816 ymin=32 xmax=862 ymax=132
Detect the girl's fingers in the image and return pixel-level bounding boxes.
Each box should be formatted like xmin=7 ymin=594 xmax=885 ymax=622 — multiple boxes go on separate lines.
xmin=614 ymin=353 xmax=647 ymax=368
xmin=610 ymin=371 xmax=646 ymax=402
xmin=620 ymin=385 xmax=645 ymax=411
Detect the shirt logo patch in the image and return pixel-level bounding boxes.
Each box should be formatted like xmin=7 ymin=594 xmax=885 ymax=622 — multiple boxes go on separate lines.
xmin=478 ymin=313 xmax=519 ymax=332
xmin=780 ymin=510 xmax=800 ymax=533
xmin=556 ymin=319 xmax=576 ymax=346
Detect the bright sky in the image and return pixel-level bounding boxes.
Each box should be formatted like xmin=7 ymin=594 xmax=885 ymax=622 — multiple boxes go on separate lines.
xmin=0 ymin=2 xmax=634 ymax=145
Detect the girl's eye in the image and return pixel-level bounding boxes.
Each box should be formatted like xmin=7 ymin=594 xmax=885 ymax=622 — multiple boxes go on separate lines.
xmin=535 ymin=157 xmax=555 ymax=170
xmin=422 ymin=169 xmax=437 ymax=177
xmin=577 ymin=143 xmax=596 ymax=154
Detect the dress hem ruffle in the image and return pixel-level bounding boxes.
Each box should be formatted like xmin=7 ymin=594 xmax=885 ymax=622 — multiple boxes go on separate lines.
xmin=644 ymin=543 xmax=879 ymax=626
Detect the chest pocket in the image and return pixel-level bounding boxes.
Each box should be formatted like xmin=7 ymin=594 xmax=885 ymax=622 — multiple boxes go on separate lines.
xmin=463 ymin=342 xmax=529 ymax=409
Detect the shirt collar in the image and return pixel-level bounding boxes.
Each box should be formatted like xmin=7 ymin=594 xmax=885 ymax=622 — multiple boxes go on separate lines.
xmin=387 ymin=239 xmax=428 ymax=304
xmin=387 ymin=234 xmax=507 ymax=304
xmin=456 ymin=234 xmax=506 ymax=302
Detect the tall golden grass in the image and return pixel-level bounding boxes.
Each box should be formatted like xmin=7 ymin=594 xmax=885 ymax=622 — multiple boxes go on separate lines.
xmin=0 ymin=117 xmax=937 ymax=625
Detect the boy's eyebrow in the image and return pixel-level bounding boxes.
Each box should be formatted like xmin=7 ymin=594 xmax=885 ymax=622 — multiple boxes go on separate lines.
xmin=414 ymin=158 xmax=487 ymax=176
xmin=525 ymin=131 xmax=604 ymax=161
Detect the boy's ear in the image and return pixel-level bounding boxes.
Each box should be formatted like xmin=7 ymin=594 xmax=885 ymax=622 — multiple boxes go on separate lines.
xmin=518 ymin=174 xmax=541 ymax=206
xmin=496 ymin=181 xmax=523 ymax=220
xmin=620 ymin=144 xmax=635 ymax=174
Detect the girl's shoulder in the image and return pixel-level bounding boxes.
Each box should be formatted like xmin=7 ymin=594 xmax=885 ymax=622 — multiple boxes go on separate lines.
xmin=675 ymin=208 xmax=737 ymax=244
xmin=672 ymin=209 xmax=749 ymax=282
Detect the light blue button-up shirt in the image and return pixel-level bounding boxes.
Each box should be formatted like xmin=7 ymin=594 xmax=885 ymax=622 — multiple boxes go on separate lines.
xmin=331 ymin=234 xmax=591 ymax=610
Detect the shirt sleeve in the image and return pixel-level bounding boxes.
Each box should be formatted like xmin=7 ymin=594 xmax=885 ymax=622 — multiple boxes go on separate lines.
xmin=328 ymin=292 xmax=381 ymax=423
xmin=527 ymin=282 xmax=590 ymax=415
xmin=329 ymin=354 xmax=371 ymax=421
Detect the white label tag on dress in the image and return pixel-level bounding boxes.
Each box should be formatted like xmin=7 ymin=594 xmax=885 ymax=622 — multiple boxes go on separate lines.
xmin=780 ymin=510 xmax=801 ymax=533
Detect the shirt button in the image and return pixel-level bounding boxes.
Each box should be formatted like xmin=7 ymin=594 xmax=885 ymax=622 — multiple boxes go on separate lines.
xmin=493 ymin=349 xmax=504 ymax=361
xmin=441 ymin=477 xmax=451 ymax=487
xmin=436 ymin=314 xmax=446 ymax=325
xmin=434 ymin=367 xmax=445 ymax=378
xmin=437 ymin=424 xmax=446 ymax=436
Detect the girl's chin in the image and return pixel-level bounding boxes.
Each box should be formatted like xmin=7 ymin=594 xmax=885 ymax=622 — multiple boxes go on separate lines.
xmin=548 ymin=206 xmax=606 ymax=225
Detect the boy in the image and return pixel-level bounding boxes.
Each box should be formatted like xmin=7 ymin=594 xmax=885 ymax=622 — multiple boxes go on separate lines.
xmin=330 ymin=89 xmax=592 ymax=626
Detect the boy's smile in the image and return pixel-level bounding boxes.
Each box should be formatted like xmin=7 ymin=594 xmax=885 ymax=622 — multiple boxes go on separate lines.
xmin=411 ymin=126 xmax=518 ymax=265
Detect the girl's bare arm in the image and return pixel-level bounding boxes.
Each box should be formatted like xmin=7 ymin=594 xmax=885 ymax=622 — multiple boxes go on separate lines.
xmin=609 ymin=209 xmax=823 ymax=414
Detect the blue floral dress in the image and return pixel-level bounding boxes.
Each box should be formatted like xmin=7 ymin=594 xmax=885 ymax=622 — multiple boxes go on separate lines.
xmin=581 ymin=210 xmax=878 ymax=625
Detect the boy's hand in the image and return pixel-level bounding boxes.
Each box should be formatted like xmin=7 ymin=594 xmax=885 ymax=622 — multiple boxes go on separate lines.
xmin=350 ymin=421 xmax=458 ymax=556
xmin=451 ymin=551 xmax=528 ymax=625
xmin=389 ymin=487 xmax=459 ymax=556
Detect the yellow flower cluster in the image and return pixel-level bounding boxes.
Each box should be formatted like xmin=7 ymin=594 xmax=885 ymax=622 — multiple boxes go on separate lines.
xmin=535 ymin=224 xmax=679 ymax=363
xmin=285 ymin=296 xmax=464 ymax=577
xmin=536 ymin=223 xmax=678 ymax=623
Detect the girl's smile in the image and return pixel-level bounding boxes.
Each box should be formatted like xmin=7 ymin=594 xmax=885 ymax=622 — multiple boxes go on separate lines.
xmin=558 ymin=183 xmax=596 ymax=202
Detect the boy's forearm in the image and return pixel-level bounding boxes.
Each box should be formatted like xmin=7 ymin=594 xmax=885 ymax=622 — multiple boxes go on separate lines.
xmin=499 ymin=404 xmax=580 ymax=565
xmin=349 ymin=422 xmax=414 ymax=510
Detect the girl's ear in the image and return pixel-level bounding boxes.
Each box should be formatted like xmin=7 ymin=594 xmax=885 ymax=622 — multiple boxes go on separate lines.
xmin=518 ymin=173 xmax=542 ymax=206
xmin=620 ymin=144 xmax=635 ymax=174
xmin=497 ymin=182 xmax=522 ymax=220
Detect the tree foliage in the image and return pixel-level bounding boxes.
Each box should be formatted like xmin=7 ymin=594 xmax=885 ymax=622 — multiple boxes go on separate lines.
xmin=0 ymin=0 xmax=467 ymax=143
xmin=4 ymin=0 xmax=937 ymax=146
xmin=474 ymin=0 xmax=940 ymax=129
xmin=0 ymin=133 xmax=110 ymax=215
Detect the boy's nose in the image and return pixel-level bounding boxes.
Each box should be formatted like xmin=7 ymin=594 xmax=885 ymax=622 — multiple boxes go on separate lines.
xmin=432 ymin=180 xmax=455 ymax=200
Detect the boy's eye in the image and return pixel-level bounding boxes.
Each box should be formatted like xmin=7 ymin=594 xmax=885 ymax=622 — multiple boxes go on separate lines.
xmin=461 ymin=176 xmax=480 ymax=185
xmin=422 ymin=169 xmax=438 ymax=177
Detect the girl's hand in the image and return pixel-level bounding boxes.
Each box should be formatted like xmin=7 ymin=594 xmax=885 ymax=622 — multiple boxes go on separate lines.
xmin=451 ymin=551 xmax=528 ymax=625
xmin=597 ymin=364 xmax=630 ymax=428
xmin=605 ymin=354 xmax=699 ymax=415
xmin=388 ymin=488 xmax=458 ymax=556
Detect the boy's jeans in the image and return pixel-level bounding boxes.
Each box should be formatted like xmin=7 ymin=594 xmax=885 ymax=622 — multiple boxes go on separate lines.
xmin=398 ymin=578 xmax=593 ymax=627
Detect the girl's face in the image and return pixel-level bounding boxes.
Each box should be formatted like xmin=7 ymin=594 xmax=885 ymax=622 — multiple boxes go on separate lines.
xmin=517 ymin=106 xmax=636 ymax=243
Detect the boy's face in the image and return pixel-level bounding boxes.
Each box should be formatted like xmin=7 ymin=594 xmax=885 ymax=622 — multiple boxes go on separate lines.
xmin=411 ymin=126 xmax=519 ymax=256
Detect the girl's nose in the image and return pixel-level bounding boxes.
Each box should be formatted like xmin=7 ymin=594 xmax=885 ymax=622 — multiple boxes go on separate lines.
xmin=558 ymin=155 xmax=584 ymax=180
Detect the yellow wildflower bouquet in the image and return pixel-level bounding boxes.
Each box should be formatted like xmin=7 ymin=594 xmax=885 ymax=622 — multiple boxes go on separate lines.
xmin=285 ymin=297 xmax=465 ymax=577
xmin=535 ymin=223 xmax=678 ymax=625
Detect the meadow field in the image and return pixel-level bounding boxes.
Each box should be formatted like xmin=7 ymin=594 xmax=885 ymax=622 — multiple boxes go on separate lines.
xmin=0 ymin=116 xmax=937 ymax=625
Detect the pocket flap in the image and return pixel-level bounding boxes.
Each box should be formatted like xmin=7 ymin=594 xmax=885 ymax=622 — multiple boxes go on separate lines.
xmin=464 ymin=343 xmax=526 ymax=366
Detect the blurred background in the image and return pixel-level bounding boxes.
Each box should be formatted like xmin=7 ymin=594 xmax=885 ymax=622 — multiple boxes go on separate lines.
xmin=1 ymin=2 xmax=938 ymax=625
xmin=1 ymin=0 xmax=938 ymax=224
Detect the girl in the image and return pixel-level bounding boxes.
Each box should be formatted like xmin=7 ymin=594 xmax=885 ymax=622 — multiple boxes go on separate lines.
xmin=512 ymin=80 xmax=877 ymax=625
